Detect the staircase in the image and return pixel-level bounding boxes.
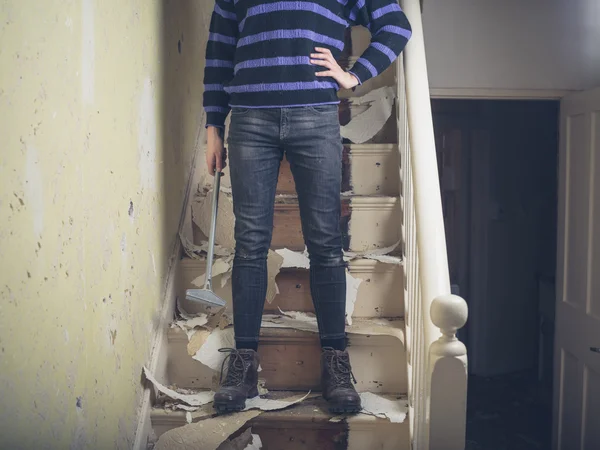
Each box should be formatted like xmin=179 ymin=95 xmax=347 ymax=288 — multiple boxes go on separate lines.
xmin=145 ymin=1 xmax=468 ymax=449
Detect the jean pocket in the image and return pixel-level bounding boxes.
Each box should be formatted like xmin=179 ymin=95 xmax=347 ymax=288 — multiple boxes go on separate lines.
xmin=307 ymin=104 xmax=339 ymax=115
xmin=231 ymin=107 xmax=251 ymax=115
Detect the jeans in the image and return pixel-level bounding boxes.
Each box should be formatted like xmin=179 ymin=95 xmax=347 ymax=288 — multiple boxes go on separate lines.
xmin=227 ymin=105 xmax=347 ymax=349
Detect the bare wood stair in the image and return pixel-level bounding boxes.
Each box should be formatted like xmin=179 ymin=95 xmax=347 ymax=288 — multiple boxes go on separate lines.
xmin=178 ymin=257 xmax=405 ymax=319
xmin=149 ymin=24 xmax=410 ymax=449
xmin=151 ymin=394 xmax=410 ymax=450
xmin=167 ymin=322 xmax=407 ymax=393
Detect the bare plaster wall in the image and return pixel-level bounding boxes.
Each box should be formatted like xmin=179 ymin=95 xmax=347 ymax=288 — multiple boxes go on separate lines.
xmin=423 ymin=0 xmax=600 ymax=91
xmin=0 ymin=0 xmax=211 ymax=448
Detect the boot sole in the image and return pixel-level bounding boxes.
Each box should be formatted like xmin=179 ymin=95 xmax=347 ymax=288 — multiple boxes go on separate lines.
xmin=214 ymin=403 xmax=246 ymax=414
xmin=213 ymin=386 xmax=259 ymax=415
xmin=328 ymin=403 xmax=362 ymax=414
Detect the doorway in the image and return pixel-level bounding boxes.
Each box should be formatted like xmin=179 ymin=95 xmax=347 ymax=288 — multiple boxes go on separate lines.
xmin=432 ymin=99 xmax=559 ymax=449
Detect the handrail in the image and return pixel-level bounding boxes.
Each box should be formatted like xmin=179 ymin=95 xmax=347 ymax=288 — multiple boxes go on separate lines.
xmin=397 ymin=1 xmax=468 ymax=449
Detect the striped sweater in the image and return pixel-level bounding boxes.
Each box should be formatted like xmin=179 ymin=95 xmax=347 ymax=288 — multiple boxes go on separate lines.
xmin=203 ymin=0 xmax=412 ymax=128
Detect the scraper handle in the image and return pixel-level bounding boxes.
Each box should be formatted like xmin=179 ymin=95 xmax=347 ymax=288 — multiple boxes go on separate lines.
xmin=204 ymin=171 xmax=222 ymax=291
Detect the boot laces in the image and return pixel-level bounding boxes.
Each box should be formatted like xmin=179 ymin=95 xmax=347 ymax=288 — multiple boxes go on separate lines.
xmin=219 ymin=348 xmax=249 ymax=387
xmin=324 ymin=348 xmax=357 ymax=388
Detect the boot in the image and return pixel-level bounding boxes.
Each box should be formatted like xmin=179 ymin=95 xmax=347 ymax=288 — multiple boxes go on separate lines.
xmin=321 ymin=347 xmax=362 ymax=413
xmin=214 ymin=348 xmax=260 ymax=414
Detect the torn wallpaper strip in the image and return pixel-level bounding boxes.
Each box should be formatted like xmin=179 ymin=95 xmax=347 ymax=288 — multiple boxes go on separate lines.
xmin=154 ymin=410 xmax=262 ymax=450
xmin=192 ymin=258 xmax=234 ymax=288
xmin=344 ymin=240 xmax=402 ymax=265
xmin=143 ymin=367 xmax=215 ymax=407
xmin=262 ymin=310 xmax=319 ymax=333
xmin=180 ymin=232 xmax=233 ymax=259
xmin=187 ymin=328 xmax=212 ymax=356
xmin=170 ymin=403 xmax=200 ymax=412
xmin=266 ymin=251 xmax=284 ymax=304
xmin=275 ymin=247 xmax=310 ymax=269
xmin=340 ymin=86 xmax=396 ymax=144
xmin=172 ymin=314 xmax=209 ymax=340
xmin=243 ymin=433 xmax=263 ymax=450
xmin=192 ymin=327 xmax=236 ymax=371
xmin=243 ymin=391 xmax=311 ymax=411
xmin=345 ymin=271 xmax=362 ymax=326
xmin=359 ymin=392 xmax=408 ymax=423
xmin=154 ymin=392 xmax=308 ymax=450
xmin=192 ymin=190 xmax=236 ymax=248
xmin=274 ymin=247 xmax=362 ymax=325
xmin=217 ymin=428 xmax=259 ymax=450
xmin=261 ymin=310 xmax=404 ymax=341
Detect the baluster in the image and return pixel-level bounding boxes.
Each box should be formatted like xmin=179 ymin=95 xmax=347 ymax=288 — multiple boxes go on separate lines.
xmin=428 ymin=295 xmax=468 ymax=450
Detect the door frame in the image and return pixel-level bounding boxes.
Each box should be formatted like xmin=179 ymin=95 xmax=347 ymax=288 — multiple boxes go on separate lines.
xmin=430 ymin=88 xmax=574 ymax=100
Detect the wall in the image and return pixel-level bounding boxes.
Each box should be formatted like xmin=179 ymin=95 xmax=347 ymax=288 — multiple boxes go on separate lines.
xmin=423 ymin=0 xmax=600 ymax=92
xmin=0 ymin=0 xmax=211 ymax=448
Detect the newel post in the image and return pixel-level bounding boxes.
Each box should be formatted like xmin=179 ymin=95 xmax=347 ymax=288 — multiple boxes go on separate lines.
xmin=428 ymin=295 xmax=468 ymax=450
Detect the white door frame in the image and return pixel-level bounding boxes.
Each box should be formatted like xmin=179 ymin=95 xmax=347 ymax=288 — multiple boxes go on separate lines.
xmin=430 ymin=88 xmax=574 ymax=100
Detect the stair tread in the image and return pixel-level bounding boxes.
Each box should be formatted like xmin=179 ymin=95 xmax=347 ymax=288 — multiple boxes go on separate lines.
xmin=168 ymin=317 xmax=405 ymax=344
xmin=151 ymin=390 xmax=408 ymax=426
xmin=180 ymin=255 xmax=404 ymax=266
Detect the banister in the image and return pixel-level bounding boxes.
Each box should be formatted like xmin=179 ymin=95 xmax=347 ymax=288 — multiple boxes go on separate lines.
xmin=397 ymin=0 xmax=468 ymax=449
xmin=400 ymin=0 xmax=450 ymax=343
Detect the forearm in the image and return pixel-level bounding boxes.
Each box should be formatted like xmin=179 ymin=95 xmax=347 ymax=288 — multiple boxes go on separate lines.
xmin=347 ymin=0 xmax=412 ymax=84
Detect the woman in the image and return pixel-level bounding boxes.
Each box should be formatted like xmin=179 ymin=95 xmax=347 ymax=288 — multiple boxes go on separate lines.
xmin=203 ymin=0 xmax=411 ymax=414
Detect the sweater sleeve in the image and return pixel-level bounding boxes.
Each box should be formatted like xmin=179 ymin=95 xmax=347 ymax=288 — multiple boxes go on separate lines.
xmin=345 ymin=0 xmax=412 ymax=85
xmin=203 ymin=0 xmax=239 ymax=129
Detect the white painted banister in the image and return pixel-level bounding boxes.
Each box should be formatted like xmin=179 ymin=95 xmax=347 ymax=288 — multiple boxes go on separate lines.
xmin=397 ymin=0 xmax=469 ymax=448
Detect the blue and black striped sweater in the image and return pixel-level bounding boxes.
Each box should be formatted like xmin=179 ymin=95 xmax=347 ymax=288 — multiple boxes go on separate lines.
xmin=203 ymin=0 xmax=412 ymax=128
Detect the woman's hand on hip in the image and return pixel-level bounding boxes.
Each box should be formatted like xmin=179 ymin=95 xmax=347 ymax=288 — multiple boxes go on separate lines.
xmin=311 ymin=47 xmax=359 ymax=90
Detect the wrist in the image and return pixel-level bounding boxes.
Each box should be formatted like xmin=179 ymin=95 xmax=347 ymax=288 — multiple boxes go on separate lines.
xmin=347 ymin=71 xmax=360 ymax=88
xmin=208 ymin=126 xmax=224 ymax=139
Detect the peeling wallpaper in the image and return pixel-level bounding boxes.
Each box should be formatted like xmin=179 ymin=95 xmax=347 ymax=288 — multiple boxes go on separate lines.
xmin=0 ymin=0 xmax=212 ymax=448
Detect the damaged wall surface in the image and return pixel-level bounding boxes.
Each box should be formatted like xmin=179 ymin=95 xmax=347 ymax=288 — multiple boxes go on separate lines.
xmin=0 ymin=0 xmax=213 ymax=448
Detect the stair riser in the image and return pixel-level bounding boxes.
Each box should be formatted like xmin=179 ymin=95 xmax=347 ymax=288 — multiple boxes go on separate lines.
xmin=221 ymin=145 xmax=399 ymax=197
xmin=271 ymin=199 xmax=401 ymax=252
xmin=167 ymin=330 xmax=407 ymax=393
xmin=192 ymin=197 xmax=401 ymax=252
xmin=179 ymin=260 xmax=404 ymax=319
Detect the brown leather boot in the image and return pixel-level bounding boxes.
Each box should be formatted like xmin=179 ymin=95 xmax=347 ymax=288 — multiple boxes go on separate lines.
xmin=321 ymin=347 xmax=362 ymax=413
xmin=214 ymin=348 xmax=260 ymax=414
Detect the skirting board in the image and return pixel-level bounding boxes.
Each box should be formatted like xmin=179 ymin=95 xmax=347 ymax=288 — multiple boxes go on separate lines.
xmin=132 ymin=123 xmax=206 ymax=450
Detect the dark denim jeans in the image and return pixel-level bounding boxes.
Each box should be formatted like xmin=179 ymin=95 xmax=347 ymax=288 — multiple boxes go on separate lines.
xmin=227 ymin=105 xmax=347 ymax=348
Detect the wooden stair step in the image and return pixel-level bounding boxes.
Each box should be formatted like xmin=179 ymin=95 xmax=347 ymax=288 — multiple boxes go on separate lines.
xmin=179 ymin=257 xmax=404 ymax=319
xmin=277 ymin=144 xmax=400 ymax=196
xmin=151 ymin=392 xmax=410 ymax=450
xmin=192 ymin=195 xmax=401 ymax=252
xmin=167 ymin=320 xmax=407 ymax=393
xmin=220 ymin=143 xmax=400 ymax=197
xmin=271 ymin=195 xmax=401 ymax=251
